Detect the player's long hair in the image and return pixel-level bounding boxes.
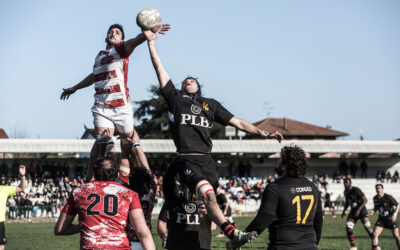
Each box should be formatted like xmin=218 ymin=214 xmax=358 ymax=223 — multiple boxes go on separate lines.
xmin=129 ymin=166 xmax=154 ymax=198
xmin=93 ymin=157 xmax=119 ymax=181
xmin=163 ymin=166 xmax=192 ymax=206
xmin=281 ymin=145 xmax=308 ymax=178
xmin=181 ymin=76 xmax=202 ymax=96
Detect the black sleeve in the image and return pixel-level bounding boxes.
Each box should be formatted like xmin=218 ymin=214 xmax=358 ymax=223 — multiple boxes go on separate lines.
xmin=386 ymin=194 xmax=398 ymax=206
xmin=245 ymin=212 xmax=275 ymax=235
xmin=354 ymin=187 xmax=365 ymax=199
xmin=313 ymin=192 xmax=323 ymax=245
xmin=213 ymin=100 xmax=234 ymax=126
xmin=158 ymin=203 xmax=168 ymax=222
xmin=259 ymin=183 xmax=280 ymax=215
xmin=160 ymin=80 xmax=178 ymax=112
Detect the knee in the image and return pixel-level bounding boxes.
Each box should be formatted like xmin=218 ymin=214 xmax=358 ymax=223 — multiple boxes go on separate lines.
xmin=196 ymin=180 xmax=215 ymax=204
xmin=346 ymin=221 xmax=354 ymax=231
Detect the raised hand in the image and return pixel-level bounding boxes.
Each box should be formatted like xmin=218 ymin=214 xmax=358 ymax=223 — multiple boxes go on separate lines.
xmin=60 ymin=88 xmax=76 ymax=100
xmin=19 ymin=165 xmax=26 ymax=176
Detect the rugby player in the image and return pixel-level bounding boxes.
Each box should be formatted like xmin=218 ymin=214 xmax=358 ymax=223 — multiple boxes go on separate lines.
xmin=60 ymin=23 xmax=170 ymax=181
xmin=368 ymin=184 xmax=400 ymax=250
xmin=0 ymin=165 xmax=26 ymax=250
xmin=142 ymin=28 xmax=283 ymax=249
xmin=228 ymin=145 xmax=323 ymax=250
xmin=342 ymin=178 xmax=373 ymax=250
xmin=322 ymin=192 xmax=336 ymax=218
xmin=54 ymin=157 xmax=155 ymax=250
xmin=157 ymin=168 xmax=201 ymax=250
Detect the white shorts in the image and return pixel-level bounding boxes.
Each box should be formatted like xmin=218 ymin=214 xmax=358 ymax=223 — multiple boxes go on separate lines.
xmin=131 ymin=241 xmax=143 ymax=250
xmin=91 ymin=104 xmax=134 ymax=134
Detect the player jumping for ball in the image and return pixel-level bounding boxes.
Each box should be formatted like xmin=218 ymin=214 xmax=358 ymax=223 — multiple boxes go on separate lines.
xmin=368 ymin=184 xmax=400 ymax=250
xmin=142 ymin=28 xmax=283 ymax=249
xmin=60 ymin=23 xmax=170 ymax=181
xmin=342 ymin=178 xmax=373 ymax=250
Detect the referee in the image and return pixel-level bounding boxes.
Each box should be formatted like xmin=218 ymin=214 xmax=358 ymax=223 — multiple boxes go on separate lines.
xmin=228 ymin=145 xmax=323 ymax=250
xmin=0 ymin=165 xmax=26 ymax=250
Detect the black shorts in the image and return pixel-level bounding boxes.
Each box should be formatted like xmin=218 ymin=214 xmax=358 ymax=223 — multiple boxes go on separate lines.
xmin=324 ymin=201 xmax=332 ymax=208
xmin=170 ymin=154 xmax=219 ymax=195
xmin=347 ymin=207 xmax=368 ymax=222
xmin=0 ymin=221 xmax=6 ymax=245
xmin=375 ymin=217 xmax=398 ymax=230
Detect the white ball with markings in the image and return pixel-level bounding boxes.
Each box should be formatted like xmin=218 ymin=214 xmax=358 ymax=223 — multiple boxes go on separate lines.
xmin=136 ymin=8 xmax=161 ymax=29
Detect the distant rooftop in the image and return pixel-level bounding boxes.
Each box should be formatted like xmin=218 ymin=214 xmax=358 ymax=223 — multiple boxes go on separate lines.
xmin=253 ymin=117 xmax=349 ymax=140
xmin=0 ymin=129 xmax=8 ymax=139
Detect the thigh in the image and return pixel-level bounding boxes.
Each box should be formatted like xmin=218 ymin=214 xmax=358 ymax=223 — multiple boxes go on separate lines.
xmin=0 ymin=222 xmax=6 ymax=246
xmin=92 ymin=107 xmax=115 ymax=130
xmin=373 ymin=224 xmax=384 ymax=236
xmin=174 ymin=157 xmax=204 ymax=194
xmin=113 ymin=105 xmax=134 ymax=134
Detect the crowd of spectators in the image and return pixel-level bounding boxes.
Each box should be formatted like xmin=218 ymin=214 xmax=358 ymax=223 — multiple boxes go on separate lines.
xmin=2 ymin=158 xmax=400 ymax=220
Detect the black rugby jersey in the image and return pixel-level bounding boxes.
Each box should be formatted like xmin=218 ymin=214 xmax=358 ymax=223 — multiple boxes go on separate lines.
xmin=344 ymin=187 xmax=365 ymax=210
xmin=159 ymin=198 xmax=200 ymax=250
xmin=259 ymin=177 xmax=321 ymax=249
xmin=373 ymin=193 xmax=398 ymax=218
xmin=160 ymin=80 xmax=234 ymax=153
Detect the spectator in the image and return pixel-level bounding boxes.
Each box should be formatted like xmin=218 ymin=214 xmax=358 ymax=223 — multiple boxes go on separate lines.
xmin=245 ymin=161 xmax=252 ymax=178
xmin=350 ymin=160 xmax=357 ymax=178
xmin=360 ymin=160 xmax=368 ymax=178
xmin=228 ymin=161 xmax=237 ymax=178
xmin=7 ymin=196 xmax=17 ymax=219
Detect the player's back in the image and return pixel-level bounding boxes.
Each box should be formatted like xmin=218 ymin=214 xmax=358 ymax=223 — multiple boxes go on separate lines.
xmin=268 ymin=176 xmax=321 ymax=249
xmin=67 ymin=180 xmax=141 ymax=250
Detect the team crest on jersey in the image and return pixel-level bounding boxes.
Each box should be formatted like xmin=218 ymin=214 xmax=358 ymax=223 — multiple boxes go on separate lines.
xmin=184 ymin=203 xmax=197 ymax=213
xmin=290 ymin=187 xmax=296 ymax=194
xmin=202 ymin=102 xmax=209 ymax=111
xmin=191 ymin=104 xmax=202 ymax=115
xmin=184 ymin=169 xmax=192 ymax=176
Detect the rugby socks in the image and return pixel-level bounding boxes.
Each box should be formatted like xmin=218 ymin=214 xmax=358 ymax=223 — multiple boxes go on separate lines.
xmin=372 ymin=245 xmax=379 ymax=250
xmin=220 ymin=222 xmax=237 ymax=235
xmin=347 ymin=230 xmax=356 ymax=247
xmin=221 ymin=222 xmax=238 ymax=239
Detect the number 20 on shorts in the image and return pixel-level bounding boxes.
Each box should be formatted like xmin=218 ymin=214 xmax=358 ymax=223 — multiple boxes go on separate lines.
xmin=292 ymin=195 xmax=314 ymax=224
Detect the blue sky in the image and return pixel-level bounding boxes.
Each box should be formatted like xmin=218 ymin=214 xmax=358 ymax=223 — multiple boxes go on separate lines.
xmin=0 ymin=0 xmax=399 ymax=140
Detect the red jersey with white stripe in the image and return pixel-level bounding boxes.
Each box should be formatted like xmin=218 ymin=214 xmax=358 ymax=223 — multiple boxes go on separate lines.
xmin=93 ymin=42 xmax=133 ymax=108
xmin=126 ymin=181 xmax=157 ymax=242
xmin=63 ymin=181 xmax=142 ymax=250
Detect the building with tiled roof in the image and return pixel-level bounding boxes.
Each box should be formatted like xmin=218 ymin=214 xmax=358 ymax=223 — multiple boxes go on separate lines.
xmin=251 ymin=117 xmax=348 ymax=140
xmin=0 ymin=129 xmax=8 ymax=139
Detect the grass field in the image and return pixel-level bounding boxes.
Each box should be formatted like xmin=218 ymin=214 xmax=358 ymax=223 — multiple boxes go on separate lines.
xmin=5 ymin=214 xmax=399 ymax=249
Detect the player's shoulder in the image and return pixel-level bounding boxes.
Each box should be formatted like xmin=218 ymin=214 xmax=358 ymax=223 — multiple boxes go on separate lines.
xmin=373 ymin=194 xmax=379 ymax=201
xmin=384 ymin=193 xmax=396 ymax=201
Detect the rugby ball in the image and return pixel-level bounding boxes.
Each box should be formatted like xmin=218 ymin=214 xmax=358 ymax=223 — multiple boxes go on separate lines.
xmin=136 ymin=8 xmax=161 ymax=29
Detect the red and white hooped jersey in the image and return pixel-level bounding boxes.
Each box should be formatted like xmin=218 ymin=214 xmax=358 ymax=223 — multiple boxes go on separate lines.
xmin=63 ymin=181 xmax=142 ymax=250
xmin=93 ymin=42 xmax=133 ymax=108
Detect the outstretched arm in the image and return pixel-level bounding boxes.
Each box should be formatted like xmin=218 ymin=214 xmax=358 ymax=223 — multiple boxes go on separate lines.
xmin=60 ymin=73 xmax=94 ymax=100
xmin=15 ymin=165 xmax=26 ymax=193
xmin=123 ymin=24 xmax=170 ymax=55
xmin=143 ymin=29 xmax=171 ymax=88
xmin=228 ymin=117 xmax=283 ymax=143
